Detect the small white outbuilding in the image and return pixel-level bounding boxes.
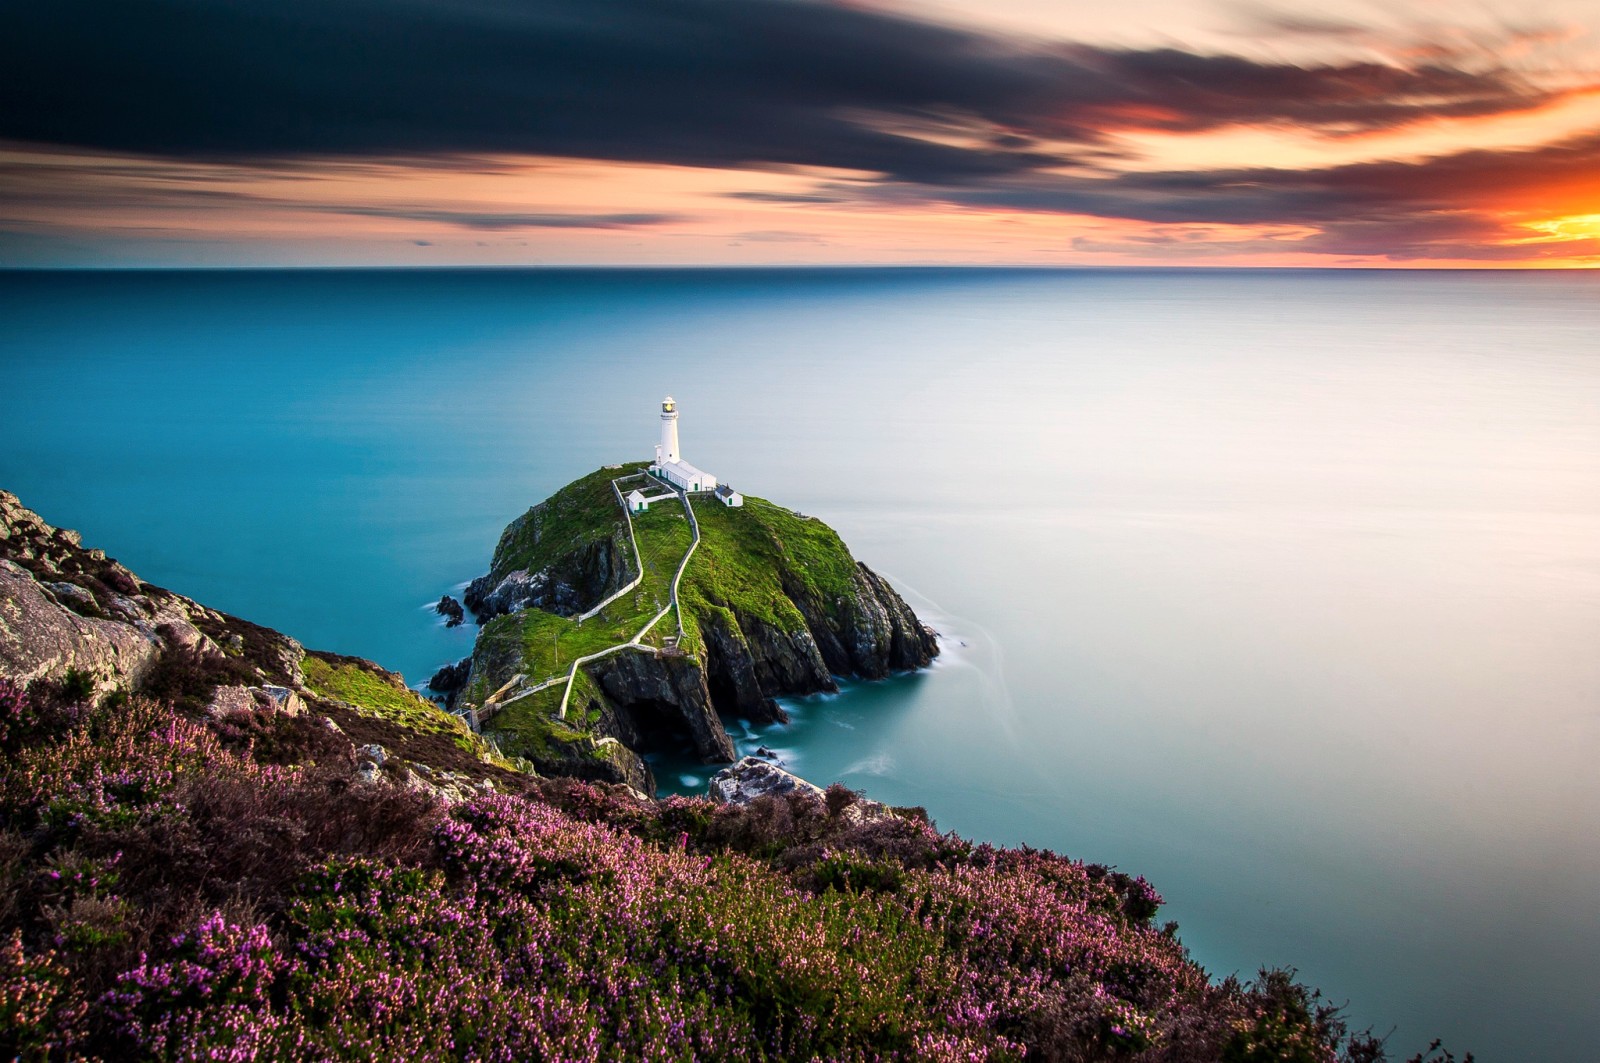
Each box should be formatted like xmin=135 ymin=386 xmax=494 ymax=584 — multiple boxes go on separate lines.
xmin=626 ymin=489 xmax=649 ymax=514
xmin=715 ymin=484 xmax=743 ymax=508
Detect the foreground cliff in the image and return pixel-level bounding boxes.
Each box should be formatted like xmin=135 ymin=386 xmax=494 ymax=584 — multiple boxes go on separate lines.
xmin=441 ymin=465 xmax=939 ymax=792
xmin=0 ymin=489 xmax=524 ymax=797
xmin=0 ymin=488 xmax=1431 ymax=1062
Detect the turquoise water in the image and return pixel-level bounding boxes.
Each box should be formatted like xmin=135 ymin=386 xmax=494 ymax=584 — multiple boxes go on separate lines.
xmin=4 ymin=267 xmax=1598 ymax=1060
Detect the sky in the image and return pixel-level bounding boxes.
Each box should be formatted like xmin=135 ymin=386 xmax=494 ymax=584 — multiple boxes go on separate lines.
xmin=3 ymin=0 xmax=1600 ymax=267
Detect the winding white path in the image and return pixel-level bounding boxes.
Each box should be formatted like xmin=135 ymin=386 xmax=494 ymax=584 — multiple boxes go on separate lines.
xmin=554 ymin=478 xmax=700 ymax=719
xmin=469 ymin=474 xmax=703 ymax=731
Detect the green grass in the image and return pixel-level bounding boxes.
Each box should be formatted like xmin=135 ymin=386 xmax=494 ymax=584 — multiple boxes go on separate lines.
xmin=301 ymin=655 xmax=496 ymax=758
xmin=483 ymin=670 xmax=610 ymax=760
xmin=680 ymin=494 xmax=861 ymax=634
xmin=487 ymin=463 xmax=651 ymax=583
xmin=465 ymin=474 xmax=703 ymax=708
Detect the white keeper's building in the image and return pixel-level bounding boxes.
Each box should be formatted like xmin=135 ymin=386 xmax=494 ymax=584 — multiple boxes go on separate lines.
xmin=649 ymin=396 xmax=742 ymax=506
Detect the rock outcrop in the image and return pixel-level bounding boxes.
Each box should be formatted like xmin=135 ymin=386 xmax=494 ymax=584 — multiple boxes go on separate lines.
xmin=464 ymin=532 xmax=633 ymax=623
xmin=708 ymin=757 xmax=894 ymax=825
xmin=709 ymin=756 xmax=826 ymax=805
xmin=0 ymin=489 xmax=305 ymax=697
xmin=515 ymin=728 xmax=655 ymax=798
xmin=428 ymin=656 xmax=472 ymax=706
xmin=435 ymin=595 xmax=465 ymax=627
xmin=588 ymin=649 xmax=737 ymax=763
xmin=0 ymin=558 xmax=161 ymax=690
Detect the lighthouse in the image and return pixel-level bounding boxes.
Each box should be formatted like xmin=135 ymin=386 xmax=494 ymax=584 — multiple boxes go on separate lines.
xmin=657 ymin=396 xmax=681 ymax=465
xmin=648 ymin=395 xmax=733 ymax=499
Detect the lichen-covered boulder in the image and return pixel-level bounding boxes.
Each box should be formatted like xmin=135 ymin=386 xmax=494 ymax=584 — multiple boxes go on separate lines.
xmin=0 ymin=558 xmax=160 ymax=690
xmin=708 ymin=756 xmax=826 ymax=805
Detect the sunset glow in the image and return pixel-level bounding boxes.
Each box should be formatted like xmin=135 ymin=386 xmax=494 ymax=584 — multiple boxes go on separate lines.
xmin=3 ymin=0 xmax=1600 ymax=267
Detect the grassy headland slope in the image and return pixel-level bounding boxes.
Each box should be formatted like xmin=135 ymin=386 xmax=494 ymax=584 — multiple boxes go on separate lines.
xmin=452 ymin=465 xmax=939 ymax=793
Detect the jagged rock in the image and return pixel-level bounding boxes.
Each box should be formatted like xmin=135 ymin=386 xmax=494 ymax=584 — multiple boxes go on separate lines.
xmin=846 ymin=564 xmax=940 ymax=676
xmin=429 ymin=657 xmax=471 ymax=699
xmin=206 ymin=684 xmax=259 ymax=718
xmin=0 ymin=558 xmax=160 ymax=690
xmin=510 ymin=721 xmax=656 ymax=798
xmin=435 ymin=595 xmax=465 ymax=627
xmin=357 ymin=743 xmax=387 ymax=764
xmin=699 ymin=611 xmax=793 ymax=724
xmin=258 ymin=685 xmax=305 ymax=716
xmin=43 ymin=581 xmax=100 ymax=616
xmin=464 ymin=534 xmax=632 ymax=623
xmin=352 ymin=762 xmax=383 ymax=786
xmin=695 ymin=564 xmax=935 ymax=721
xmin=589 ymin=650 xmax=736 ymax=763
xmin=709 ymin=756 xmax=825 ymax=805
xmin=709 ymin=758 xmax=894 ymax=825
xmin=830 ymin=790 xmax=895 ymax=827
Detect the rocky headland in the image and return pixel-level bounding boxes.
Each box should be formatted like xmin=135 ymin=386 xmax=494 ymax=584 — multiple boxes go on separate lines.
xmin=440 ymin=464 xmax=940 ymax=794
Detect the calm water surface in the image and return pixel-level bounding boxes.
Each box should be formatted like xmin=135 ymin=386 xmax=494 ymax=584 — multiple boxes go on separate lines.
xmin=3 ymin=268 xmax=1598 ymax=1061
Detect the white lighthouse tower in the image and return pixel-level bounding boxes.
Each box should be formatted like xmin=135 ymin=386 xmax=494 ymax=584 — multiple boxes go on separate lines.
xmin=649 ymin=395 xmax=728 ymax=496
xmin=657 ymin=396 xmax=681 ymax=465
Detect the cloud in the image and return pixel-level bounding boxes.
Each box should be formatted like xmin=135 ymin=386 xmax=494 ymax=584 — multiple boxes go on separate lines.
xmin=332 ymin=207 xmax=685 ymax=229
xmin=861 ymin=129 xmax=1600 ymax=259
xmin=0 ymin=0 xmax=1570 ymax=185
xmin=724 ymin=191 xmax=848 ymax=205
xmin=2 ymin=0 xmax=1594 ymax=263
xmin=728 ymin=230 xmax=827 ymax=243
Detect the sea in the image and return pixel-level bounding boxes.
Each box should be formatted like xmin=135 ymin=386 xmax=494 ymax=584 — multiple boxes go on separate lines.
xmin=3 ymin=267 xmax=1597 ymax=1061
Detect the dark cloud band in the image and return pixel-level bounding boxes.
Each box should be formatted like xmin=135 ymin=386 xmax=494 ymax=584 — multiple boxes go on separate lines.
xmin=0 ymin=0 xmax=1558 ymax=183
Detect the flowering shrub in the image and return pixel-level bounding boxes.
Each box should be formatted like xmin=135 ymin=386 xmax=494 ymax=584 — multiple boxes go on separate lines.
xmin=0 ymin=679 xmax=30 ymax=750
xmin=0 ymin=929 xmax=87 ymax=1062
xmin=0 ymin=678 xmax=1412 ymax=1062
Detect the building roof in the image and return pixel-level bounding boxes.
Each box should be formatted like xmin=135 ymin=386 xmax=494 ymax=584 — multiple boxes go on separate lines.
xmin=656 ymin=458 xmax=712 ymax=482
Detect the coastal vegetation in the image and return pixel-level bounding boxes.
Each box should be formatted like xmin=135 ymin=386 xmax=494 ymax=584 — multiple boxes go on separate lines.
xmin=0 ymin=487 xmax=1461 ymax=1062
xmin=0 ymin=673 xmax=1412 ymax=1062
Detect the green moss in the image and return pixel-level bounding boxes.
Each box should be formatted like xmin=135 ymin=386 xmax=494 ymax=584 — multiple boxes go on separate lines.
xmin=485 ymin=681 xmax=597 ymax=759
xmin=487 ymin=463 xmax=651 ymax=583
xmin=680 ymin=494 xmax=860 ymax=633
xmin=302 ymin=655 xmax=489 ymax=757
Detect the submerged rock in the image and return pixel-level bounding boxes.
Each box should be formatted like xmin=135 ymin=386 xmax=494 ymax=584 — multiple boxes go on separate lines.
xmin=435 ymin=595 xmax=465 ymax=627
